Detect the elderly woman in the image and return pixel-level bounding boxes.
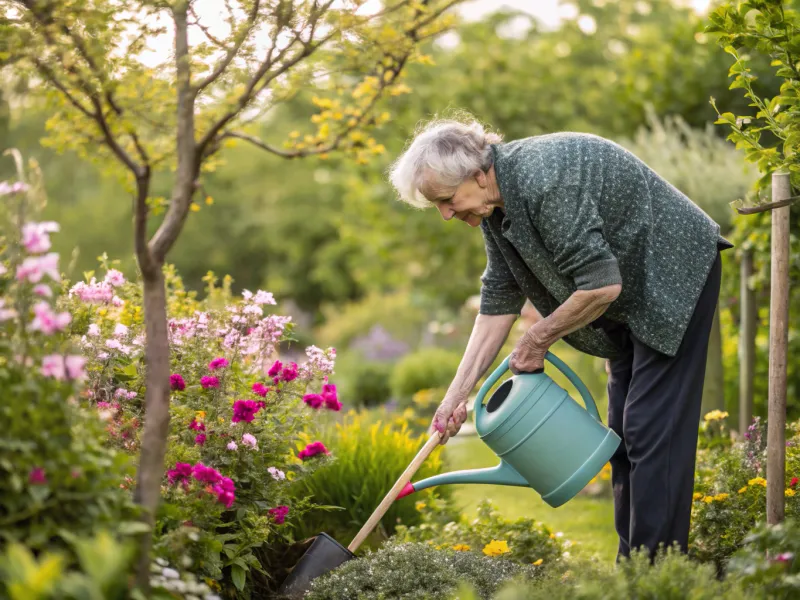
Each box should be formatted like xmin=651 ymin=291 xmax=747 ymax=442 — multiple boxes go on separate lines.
xmin=388 ymin=118 xmax=731 ymax=562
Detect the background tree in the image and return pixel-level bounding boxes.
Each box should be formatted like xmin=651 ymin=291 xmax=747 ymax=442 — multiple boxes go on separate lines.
xmin=1 ymin=0 xmax=460 ymax=587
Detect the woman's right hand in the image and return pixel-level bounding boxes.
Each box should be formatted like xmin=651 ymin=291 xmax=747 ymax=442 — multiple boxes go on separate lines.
xmin=430 ymin=397 xmax=469 ymax=445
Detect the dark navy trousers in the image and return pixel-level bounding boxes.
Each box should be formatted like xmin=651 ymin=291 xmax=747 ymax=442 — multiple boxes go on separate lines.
xmin=603 ymin=251 xmax=722 ymax=560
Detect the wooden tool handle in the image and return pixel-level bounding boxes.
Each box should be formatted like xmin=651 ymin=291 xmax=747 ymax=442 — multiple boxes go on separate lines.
xmin=347 ymin=432 xmax=442 ymax=553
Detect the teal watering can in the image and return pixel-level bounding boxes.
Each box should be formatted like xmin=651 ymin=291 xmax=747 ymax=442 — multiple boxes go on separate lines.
xmin=396 ymin=352 xmax=621 ymax=508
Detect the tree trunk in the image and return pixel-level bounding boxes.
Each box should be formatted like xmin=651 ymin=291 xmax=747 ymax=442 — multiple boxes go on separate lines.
xmin=701 ymin=303 xmax=725 ymax=418
xmin=133 ymin=265 xmax=171 ymax=588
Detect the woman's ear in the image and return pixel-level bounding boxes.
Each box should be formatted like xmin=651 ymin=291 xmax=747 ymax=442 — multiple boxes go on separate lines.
xmin=475 ymin=169 xmax=488 ymax=188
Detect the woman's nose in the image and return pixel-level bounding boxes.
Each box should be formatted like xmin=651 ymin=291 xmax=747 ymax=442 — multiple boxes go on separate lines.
xmin=436 ymin=204 xmax=455 ymax=221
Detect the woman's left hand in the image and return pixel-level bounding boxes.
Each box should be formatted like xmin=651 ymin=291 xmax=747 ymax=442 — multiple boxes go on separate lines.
xmin=509 ymin=329 xmax=549 ymax=374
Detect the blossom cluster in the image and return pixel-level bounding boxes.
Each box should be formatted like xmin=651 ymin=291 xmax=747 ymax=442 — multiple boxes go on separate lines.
xmin=302 ymin=382 xmax=341 ymax=411
xmin=298 ymin=441 xmax=330 ymax=460
xmin=167 ymin=462 xmax=237 ymax=508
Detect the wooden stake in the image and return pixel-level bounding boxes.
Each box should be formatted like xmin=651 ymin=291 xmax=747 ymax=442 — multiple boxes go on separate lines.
xmin=766 ymin=171 xmax=791 ymax=525
xmin=739 ymin=247 xmax=756 ymax=437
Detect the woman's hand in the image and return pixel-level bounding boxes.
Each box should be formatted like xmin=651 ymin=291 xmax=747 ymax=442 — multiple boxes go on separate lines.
xmin=430 ymin=397 xmax=469 ymax=445
xmin=509 ymin=328 xmax=548 ymax=374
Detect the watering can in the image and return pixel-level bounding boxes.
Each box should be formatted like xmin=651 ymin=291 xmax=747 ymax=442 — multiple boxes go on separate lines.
xmin=395 ymin=351 xmax=621 ymax=508
xmin=277 ymin=352 xmax=620 ymax=598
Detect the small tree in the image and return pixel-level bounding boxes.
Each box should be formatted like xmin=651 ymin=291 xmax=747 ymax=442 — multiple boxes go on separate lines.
xmin=1 ymin=0 xmax=460 ymax=587
xmin=706 ymin=0 xmax=800 ymax=524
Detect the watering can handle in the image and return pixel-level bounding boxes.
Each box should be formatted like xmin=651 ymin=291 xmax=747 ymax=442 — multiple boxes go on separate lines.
xmin=475 ymin=352 xmax=601 ymax=422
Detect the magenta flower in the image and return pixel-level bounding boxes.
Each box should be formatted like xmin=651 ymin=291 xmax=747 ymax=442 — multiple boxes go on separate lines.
xmin=268 ymin=505 xmax=290 ymax=524
xmin=195 ymin=433 xmax=206 ymax=446
xmin=298 ymin=441 xmax=330 ymax=460
xmin=267 ymin=360 xmax=283 ymax=377
xmin=303 ymin=393 xmax=324 ymax=409
xmin=200 ymin=376 xmax=220 ymax=389
xmin=208 ymin=357 xmax=229 ymax=370
xmin=252 ymin=382 xmax=269 ymax=397
xmin=29 ymin=467 xmax=47 ymax=485
xmin=213 ymin=477 xmax=236 ymax=508
xmin=167 ymin=462 xmax=193 ymax=485
xmin=322 ymin=383 xmax=341 ymax=411
xmin=189 ymin=419 xmax=206 ymax=432
xmin=281 ymin=362 xmax=298 ymax=382
xmin=232 ymin=400 xmax=262 ymax=423
xmin=192 ymin=463 xmax=222 ymax=484
xmin=170 ymin=373 xmax=186 ymax=391
xmin=776 ymin=552 xmax=795 ymax=563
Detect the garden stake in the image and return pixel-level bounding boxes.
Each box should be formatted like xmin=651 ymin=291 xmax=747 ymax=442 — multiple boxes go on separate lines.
xmin=276 ymin=432 xmax=442 ymax=599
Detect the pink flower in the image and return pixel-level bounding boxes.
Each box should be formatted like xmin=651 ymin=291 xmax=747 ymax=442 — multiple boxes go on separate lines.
xmin=17 ymin=253 xmax=60 ymax=283
xmin=253 ymin=290 xmax=276 ymax=305
xmin=298 ymin=441 xmax=330 ymax=460
xmin=232 ymin=400 xmax=262 ymax=423
xmin=65 ymin=355 xmax=86 ymax=380
xmin=195 ymin=433 xmax=206 ymax=446
xmin=41 ymin=354 xmax=66 ymax=380
xmin=33 ymin=284 xmax=53 ymax=298
xmin=213 ymin=477 xmax=236 ymax=508
xmin=170 ymin=374 xmax=186 ymax=391
xmin=321 ymin=383 xmax=341 ymax=411
xmin=104 ymin=269 xmax=125 ymax=287
xmin=87 ymin=324 xmax=100 ymax=337
xmin=208 ymin=357 xmax=229 ymax=370
xmin=0 ymin=299 xmax=17 ymax=321
xmin=0 ymin=181 xmax=29 ymax=196
xmin=267 ymin=360 xmax=283 ymax=377
xmin=268 ymin=505 xmax=289 ymax=524
xmin=252 ymin=382 xmax=269 ymax=397
xmin=303 ymin=393 xmax=324 ymax=409
xmin=167 ymin=462 xmax=193 ymax=485
xmin=791 ymin=477 xmax=798 ymax=488
xmin=189 ymin=419 xmax=206 ymax=432
xmin=268 ymin=467 xmax=286 ymax=481
xmin=29 ymin=467 xmax=47 ymax=485
xmin=21 ymin=221 xmax=59 ymax=254
xmin=227 ymin=441 xmax=238 ymax=451
xmin=69 ymin=278 xmax=114 ymax=304
xmin=113 ymin=323 xmax=128 ymax=337
xmin=241 ymin=433 xmax=258 ymax=449
xmin=192 ymin=462 xmax=222 ymax=484
xmin=281 ymin=362 xmax=298 ymax=382
xmin=113 ymin=388 xmax=136 ymax=400
xmin=776 ymin=552 xmax=794 ymax=563
xmin=29 ymin=301 xmax=71 ymax=335
xmin=200 ymin=376 xmax=220 ymax=389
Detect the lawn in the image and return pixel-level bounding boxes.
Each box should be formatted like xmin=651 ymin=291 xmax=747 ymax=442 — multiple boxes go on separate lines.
xmin=441 ymin=434 xmax=619 ymax=561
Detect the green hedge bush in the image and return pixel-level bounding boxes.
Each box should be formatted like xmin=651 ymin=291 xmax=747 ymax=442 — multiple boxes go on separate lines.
xmin=390 ymin=347 xmax=462 ymax=403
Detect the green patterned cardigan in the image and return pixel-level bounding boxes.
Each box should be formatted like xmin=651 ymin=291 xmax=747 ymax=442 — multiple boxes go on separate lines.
xmin=479 ymin=132 xmax=731 ymax=359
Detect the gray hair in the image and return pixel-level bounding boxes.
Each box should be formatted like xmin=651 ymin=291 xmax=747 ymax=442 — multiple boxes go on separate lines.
xmin=388 ymin=118 xmax=503 ymax=209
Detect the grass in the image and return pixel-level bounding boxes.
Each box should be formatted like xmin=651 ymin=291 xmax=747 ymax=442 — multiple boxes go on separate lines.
xmin=440 ymin=434 xmax=619 ymax=561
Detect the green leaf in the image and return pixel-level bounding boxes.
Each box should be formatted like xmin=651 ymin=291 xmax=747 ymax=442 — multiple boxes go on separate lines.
xmin=116 ymin=521 xmax=151 ymax=535
xmin=231 ymin=564 xmax=246 ymax=591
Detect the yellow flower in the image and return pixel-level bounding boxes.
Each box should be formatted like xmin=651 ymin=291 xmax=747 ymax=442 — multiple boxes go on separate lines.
xmin=713 ymin=493 xmax=729 ymax=502
xmin=288 ymin=130 xmax=300 ymax=139
xmin=482 ymin=540 xmax=510 ymax=556
xmin=748 ymin=477 xmax=767 ymax=487
xmin=549 ymin=533 xmax=556 ymax=539
xmin=415 ymin=501 xmax=426 ymax=511
xmin=195 ymin=410 xmax=206 ymax=420
xmin=533 ymin=558 xmax=544 ymax=566
xmin=452 ymin=544 xmax=471 ymax=552
xmin=703 ymin=410 xmax=729 ymax=422
xmin=190 ymin=203 xmax=200 ymax=212
xmin=739 ymin=486 xmax=748 ymax=494
xmin=702 ymin=496 xmax=714 ymax=504
xmin=693 ymin=492 xmax=703 ymax=501
xmin=205 ymin=196 xmax=213 ymax=205
xmin=786 ymin=489 xmax=796 ymax=497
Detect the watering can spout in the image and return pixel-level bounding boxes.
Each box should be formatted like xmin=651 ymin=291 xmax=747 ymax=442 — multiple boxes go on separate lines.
xmin=396 ymin=460 xmax=528 ymax=500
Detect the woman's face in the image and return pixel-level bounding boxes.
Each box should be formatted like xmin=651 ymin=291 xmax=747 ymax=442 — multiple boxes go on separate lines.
xmin=427 ymin=172 xmax=493 ymax=228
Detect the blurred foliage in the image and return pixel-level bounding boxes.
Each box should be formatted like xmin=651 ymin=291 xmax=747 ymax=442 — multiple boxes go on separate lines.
xmin=331 ymin=350 xmax=393 ymax=408
xmin=390 ymin=347 xmax=463 ymax=403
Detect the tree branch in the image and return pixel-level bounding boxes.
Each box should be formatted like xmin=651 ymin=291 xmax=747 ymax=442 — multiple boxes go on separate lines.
xmin=32 ymin=59 xmax=95 ymax=119
xmin=193 ymin=0 xmax=261 ymax=93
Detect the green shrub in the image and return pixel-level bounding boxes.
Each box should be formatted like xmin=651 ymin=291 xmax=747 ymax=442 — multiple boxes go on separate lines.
xmin=305 ymin=542 xmax=541 ymax=600
xmin=390 ymin=347 xmax=462 ymax=402
xmin=484 ymin=548 xmax=748 ymax=600
xmin=395 ymin=498 xmax=564 ymax=568
xmin=727 ymin=519 xmax=800 ymax=598
xmin=333 ymin=350 xmax=393 ymax=407
xmin=690 ymin=417 xmax=800 ymax=572
xmin=292 ymin=411 xmax=455 ymax=545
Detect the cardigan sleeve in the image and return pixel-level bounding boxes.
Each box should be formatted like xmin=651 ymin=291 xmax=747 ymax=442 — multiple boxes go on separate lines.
xmin=532 ymin=185 xmax=623 ymax=291
xmin=478 ymin=221 xmax=527 ymax=315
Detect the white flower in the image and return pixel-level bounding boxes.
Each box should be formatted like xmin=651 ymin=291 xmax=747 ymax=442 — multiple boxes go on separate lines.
xmin=113 ymin=323 xmax=129 ymax=337
xmin=162 ymin=567 xmax=180 ymax=579
xmin=87 ymin=324 xmax=101 ymax=336
xmin=268 ymin=467 xmax=286 ymax=481
xmin=227 ymin=441 xmax=238 ymax=451
xmin=241 ymin=433 xmax=258 ymax=449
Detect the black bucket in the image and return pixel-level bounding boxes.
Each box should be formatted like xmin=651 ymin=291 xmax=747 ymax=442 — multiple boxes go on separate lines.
xmin=276 ymin=533 xmax=355 ymax=599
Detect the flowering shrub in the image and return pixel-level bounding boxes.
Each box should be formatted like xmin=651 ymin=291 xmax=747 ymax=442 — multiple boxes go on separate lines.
xmin=726 ymin=519 xmax=800 ymax=597
xmin=291 ymin=411 xmax=453 ymax=544
xmin=305 ymin=542 xmax=540 ymax=600
xmin=690 ymin=416 xmax=800 ymax=571
xmin=394 ymin=498 xmax=565 ymax=569
xmin=63 ymin=259 xmax=339 ymax=594
xmin=0 ymin=179 xmax=137 ymax=561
